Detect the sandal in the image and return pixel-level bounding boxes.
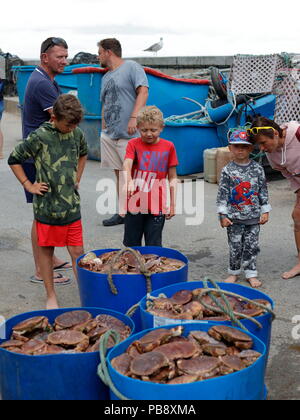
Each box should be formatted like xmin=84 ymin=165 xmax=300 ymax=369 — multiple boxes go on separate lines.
xmin=30 ymin=273 xmax=72 ymax=285
xmin=53 ymin=261 xmax=72 ymax=271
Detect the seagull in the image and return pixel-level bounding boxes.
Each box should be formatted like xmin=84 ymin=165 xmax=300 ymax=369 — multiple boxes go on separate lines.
xmin=143 ymin=37 xmax=164 ymax=55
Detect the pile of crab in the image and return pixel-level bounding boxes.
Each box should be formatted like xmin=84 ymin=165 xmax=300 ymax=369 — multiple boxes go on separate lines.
xmin=111 ymin=325 xmax=262 ymax=385
xmin=79 ymin=250 xmax=185 ymax=275
xmin=0 ymin=311 xmax=131 ymax=356
xmin=146 ymin=288 xmax=271 ymax=321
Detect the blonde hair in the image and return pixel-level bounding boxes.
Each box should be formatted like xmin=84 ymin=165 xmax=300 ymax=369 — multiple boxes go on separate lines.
xmin=137 ymin=106 xmax=164 ymax=127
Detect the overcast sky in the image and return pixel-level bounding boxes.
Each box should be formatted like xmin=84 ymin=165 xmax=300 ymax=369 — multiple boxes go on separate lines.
xmin=1 ymin=0 xmax=299 ymax=60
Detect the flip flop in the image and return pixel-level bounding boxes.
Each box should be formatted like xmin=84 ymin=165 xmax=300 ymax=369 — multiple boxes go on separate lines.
xmin=53 ymin=261 xmax=72 ymax=271
xmin=30 ymin=273 xmax=72 ymax=286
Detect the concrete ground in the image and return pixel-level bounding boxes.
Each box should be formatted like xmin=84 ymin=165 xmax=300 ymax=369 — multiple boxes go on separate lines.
xmin=0 ymin=110 xmax=299 ymax=400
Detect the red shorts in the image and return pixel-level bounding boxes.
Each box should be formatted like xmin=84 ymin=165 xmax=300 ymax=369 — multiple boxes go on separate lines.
xmin=36 ymin=220 xmax=83 ymax=247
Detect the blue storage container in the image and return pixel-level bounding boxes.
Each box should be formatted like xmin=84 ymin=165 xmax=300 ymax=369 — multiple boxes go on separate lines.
xmin=145 ymin=68 xmax=210 ymax=118
xmin=106 ymin=322 xmax=266 ymax=400
xmin=139 ymin=281 xmax=274 ymax=354
xmin=0 ymin=307 xmax=134 ymax=400
xmin=12 ymin=64 xmax=92 ymax=105
xmin=79 ymin=115 xmax=101 ymax=161
xmin=77 ymin=247 xmax=188 ymax=331
xmin=73 ymin=67 xmax=210 ymax=118
xmin=12 ymin=66 xmax=36 ymax=105
xmin=162 ymin=121 xmax=223 ymax=175
xmin=73 ymin=67 xmax=103 ymax=116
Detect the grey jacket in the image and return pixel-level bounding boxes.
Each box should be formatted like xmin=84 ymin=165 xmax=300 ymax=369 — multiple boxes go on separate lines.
xmin=217 ymin=161 xmax=271 ymax=223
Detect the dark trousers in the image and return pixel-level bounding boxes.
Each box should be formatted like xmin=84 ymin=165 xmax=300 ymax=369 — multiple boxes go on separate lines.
xmin=123 ymin=213 xmax=166 ymax=247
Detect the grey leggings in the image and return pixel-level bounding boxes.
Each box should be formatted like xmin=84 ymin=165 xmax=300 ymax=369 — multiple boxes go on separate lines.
xmin=227 ymin=223 xmax=260 ymax=279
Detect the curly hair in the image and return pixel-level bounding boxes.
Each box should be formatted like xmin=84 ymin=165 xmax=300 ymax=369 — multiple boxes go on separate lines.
xmin=53 ymin=94 xmax=83 ymax=124
xmin=137 ymin=106 xmax=164 ymax=127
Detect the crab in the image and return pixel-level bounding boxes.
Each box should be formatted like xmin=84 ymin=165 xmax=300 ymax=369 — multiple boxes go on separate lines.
xmin=111 ymin=353 xmax=133 ymax=376
xmin=238 ymin=350 xmax=262 ymax=367
xmin=155 ymin=340 xmax=201 ymax=361
xmin=183 ymin=301 xmax=204 ymax=318
xmin=177 ymin=356 xmax=220 ymax=379
xmin=0 ymin=340 xmax=24 ymax=352
xmin=218 ymin=355 xmax=245 ymax=375
xmin=168 ymin=374 xmax=199 ymax=385
xmin=147 ymin=308 xmax=193 ymax=321
xmin=46 ymin=330 xmax=89 ymax=353
xmin=188 ymin=331 xmax=220 ymax=346
xmin=54 ymin=311 xmax=94 ymax=332
xmin=95 ymin=315 xmax=131 ymax=341
xmin=128 ymin=327 xmax=183 ymax=355
xmin=12 ymin=316 xmax=51 ymax=342
xmin=171 ymin=290 xmax=193 ymax=305
xmin=130 ymin=351 xmax=169 ymax=379
xmin=202 ymin=343 xmax=228 ymax=357
xmin=20 ymin=339 xmax=48 ymax=356
xmin=208 ymin=325 xmax=253 ymax=350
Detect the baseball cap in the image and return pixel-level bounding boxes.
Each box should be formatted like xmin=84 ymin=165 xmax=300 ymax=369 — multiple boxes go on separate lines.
xmin=228 ymin=129 xmax=252 ymax=145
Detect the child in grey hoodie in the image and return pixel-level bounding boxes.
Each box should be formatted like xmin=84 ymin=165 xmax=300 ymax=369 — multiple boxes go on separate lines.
xmin=217 ymin=128 xmax=271 ymax=288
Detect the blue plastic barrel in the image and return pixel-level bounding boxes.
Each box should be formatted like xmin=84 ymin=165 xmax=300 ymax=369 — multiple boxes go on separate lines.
xmin=79 ymin=115 xmax=101 ymax=161
xmin=106 ymin=322 xmax=266 ymax=400
xmin=145 ymin=69 xmax=210 ymax=118
xmin=73 ymin=67 xmax=210 ymax=119
xmin=12 ymin=64 xmax=91 ymax=106
xmin=0 ymin=307 xmax=134 ymax=400
xmin=162 ymin=122 xmax=222 ymax=175
xmin=139 ymin=281 xmax=274 ymax=353
xmin=74 ymin=67 xmax=103 ymax=116
xmin=12 ymin=66 xmax=36 ymax=105
xmin=77 ymin=247 xmax=188 ymax=331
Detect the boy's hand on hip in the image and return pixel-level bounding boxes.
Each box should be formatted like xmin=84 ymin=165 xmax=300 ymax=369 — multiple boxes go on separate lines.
xmin=26 ymin=182 xmax=48 ymax=196
xmin=260 ymin=213 xmax=269 ymax=225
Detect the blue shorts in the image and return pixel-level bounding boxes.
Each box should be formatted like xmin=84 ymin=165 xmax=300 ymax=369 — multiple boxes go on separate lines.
xmin=0 ymin=101 xmax=4 ymax=120
xmin=22 ymin=161 xmax=36 ymax=203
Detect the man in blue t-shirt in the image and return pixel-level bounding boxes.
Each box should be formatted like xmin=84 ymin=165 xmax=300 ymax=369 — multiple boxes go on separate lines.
xmin=22 ymin=37 xmax=72 ymax=284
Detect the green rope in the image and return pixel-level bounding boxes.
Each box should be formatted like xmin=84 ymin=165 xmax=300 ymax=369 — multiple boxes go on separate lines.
xmin=198 ymin=278 xmax=275 ymax=331
xmin=97 ymin=330 xmax=130 ymax=401
xmin=107 ymin=248 xmax=153 ymax=296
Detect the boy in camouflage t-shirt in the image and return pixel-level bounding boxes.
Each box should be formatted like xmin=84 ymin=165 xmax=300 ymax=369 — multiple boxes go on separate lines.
xmin=216 ymin=129 xmax=271 ymax=288
xmin=8 ymin=94 xmax=88 ymax=309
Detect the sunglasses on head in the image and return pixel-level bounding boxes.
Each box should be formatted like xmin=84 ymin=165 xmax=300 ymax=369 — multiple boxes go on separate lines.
xmin=41 ymin=37 xmax=68 ymax=54
xmin=246 ymin=127 xmax=276 ymax=136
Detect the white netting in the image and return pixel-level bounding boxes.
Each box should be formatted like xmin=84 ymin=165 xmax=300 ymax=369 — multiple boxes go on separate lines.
xmin=273 ymin=69 xmax=300 ymax=124
xmin=229 ymin=54 xmax=286 ymax=95
xmin=228 ymin=53 xmax=300 ymax=123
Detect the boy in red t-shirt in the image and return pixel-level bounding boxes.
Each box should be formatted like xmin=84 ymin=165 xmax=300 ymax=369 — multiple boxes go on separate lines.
xmin=122 ymin=106 xmax=178 ymax=246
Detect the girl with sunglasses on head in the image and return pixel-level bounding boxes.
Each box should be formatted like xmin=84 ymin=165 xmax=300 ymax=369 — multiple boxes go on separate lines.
xmin=249 ymin=116 xmax=300 ymax=279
